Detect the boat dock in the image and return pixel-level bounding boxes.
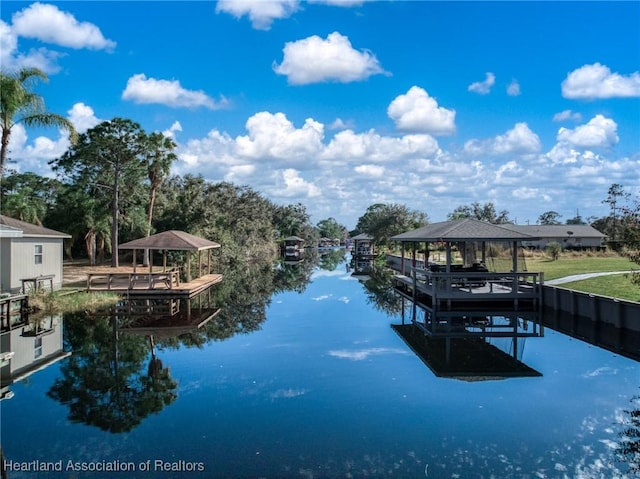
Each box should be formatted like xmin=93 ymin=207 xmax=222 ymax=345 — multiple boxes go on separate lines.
xmin=86 ymin=268 xmax=223 ymax=298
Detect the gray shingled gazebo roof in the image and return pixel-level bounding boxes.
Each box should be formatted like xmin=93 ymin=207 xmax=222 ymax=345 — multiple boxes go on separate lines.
xmin=391 ymin=218 xmax=539 ymax=242
xmin=118 ymin=230 xmax=221 ymax=251
xmin=351 ymin=233 xmax=373 ymax=240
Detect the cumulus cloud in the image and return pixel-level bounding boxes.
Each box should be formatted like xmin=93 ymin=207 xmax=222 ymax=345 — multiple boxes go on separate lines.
xmin=216 ymin=0 xmax=299 ymax=30
xmin=468 ymin=72 xmax=495 ymax=94
xmin=562 ymin=63 xmax=640 ymax=99
xmin=11 ymin=2 xmax=116 ymax=51
xmin=0 ymin=18 xmax=65 ymax=74
xmin=387 ymin=86 xmax=456 ymax=135
xmin=163 ymin=121 xmax=183 ymax=139
xmin=4 ymin=124 xmax=70 ymax=174
xmin=67 ymin=103 xmax=102 ymax=133
xmin=271 ymin=168 xmax=321 ymax=198
xmin=323 ymin=129 xmax=440 ymax=163
xmin=122 ymin=74 xmax=226 ymax=109
xmin=236 ymin=112 xmax=324 ymax=162
xmin=507 ymin=79 xmax=521 ymax=96
xmin=273 ymin=32 xmax=388 ymax=85
xmin=553 ymin=110 xmax=582 ymax=122
xmin=464 ymin=123 xmax=541 ymax=156
xmin=556 ymin=115 xmax=619 ymax=149
xmin=354 ymin=164 xmax=385 ymax=177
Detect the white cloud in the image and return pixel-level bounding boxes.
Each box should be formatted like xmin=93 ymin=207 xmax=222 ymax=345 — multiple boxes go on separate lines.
xmin=553 ymin=110 xmax=582 ymax=122
xmin=271 ymin=168 xmax=321 ymax=198
xmin=464 ymin=123 xmax=541 ymax=156
xmin=12 ymin=3 xmax=116 ymax=51
xmin=507 ymin=79 xmax=521 ymax=96
xmin=468 ymin=72 xmax=495 ymax=94
xmin=67 ymin=103 xmax=101 ymax=133
xmin=387 ymin=86 xmax=456 ymax=135
xmin=122 ymin=74 xmax=226 ymax=109
xmin=236 ymin=112 xmax=325 ymax=163
xmin=163 ymin=121 xmax=183 ymax=139
xmin=216 ymin=0 xmax=299 ymax=30
xmin=0 ymin=19 xmax=65 ymax=74
xmin=556 ymin=115 xmax=619 ymax=148
xmin=354 ymin=164 xmax=385 ymax=177
xmin=273 ymin=32 xmax=387 ymax=85
xmin=4 ymin=124 xmax=70 ymax=174
xmin=562 ymin=63 xmax=640 ymax=99
xmin=323 ymin=129 xmax=440 ymax=163
xmin=328 ymin=347 xmax=408 ymax=361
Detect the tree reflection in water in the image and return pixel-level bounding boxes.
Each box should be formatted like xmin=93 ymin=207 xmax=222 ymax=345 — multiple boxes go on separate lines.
xmin=47 ymin=313 xmax=177 ymax=433
xmin=48 ymin=257 xmax=319 ymax=433
xmin=357 ymin=263 xmax=404 ymax=316
xmin=616 ymin=392 xmax=640 ymax=474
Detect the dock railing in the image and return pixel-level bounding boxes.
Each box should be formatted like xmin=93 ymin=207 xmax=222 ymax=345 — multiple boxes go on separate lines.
xmin=87 ymin=269 xmax=181 ymax=291
xmin=396 ymin=267 xmax=543 ymax=309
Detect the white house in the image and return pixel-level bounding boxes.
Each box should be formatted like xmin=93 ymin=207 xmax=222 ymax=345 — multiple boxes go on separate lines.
xmin=515 ymin=224 xmax=606 ymax=250
xmin=0 ymin=215 xmax=71 ymax=293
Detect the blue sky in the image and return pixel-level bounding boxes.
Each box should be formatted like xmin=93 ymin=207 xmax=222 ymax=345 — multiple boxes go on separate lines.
xmin=2 ymin=1 xmax=639 ymax=228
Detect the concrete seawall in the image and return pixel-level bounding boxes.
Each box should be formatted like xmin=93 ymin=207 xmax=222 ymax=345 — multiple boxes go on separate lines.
xmin=542 ymin=285 xmax=640 ymax=332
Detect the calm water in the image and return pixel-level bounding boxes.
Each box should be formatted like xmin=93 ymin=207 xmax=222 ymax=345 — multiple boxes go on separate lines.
xmin=1 ymin=251 xmax=639 ymax=478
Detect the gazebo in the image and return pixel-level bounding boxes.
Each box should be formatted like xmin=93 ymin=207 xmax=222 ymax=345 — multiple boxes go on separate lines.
xmin=118 ymin=230 xmax=221 ymax=282
xmin=86 ymin=230 xmax=222 ymax=295
xmin=390 ymin=219 xmax=544 ymax=312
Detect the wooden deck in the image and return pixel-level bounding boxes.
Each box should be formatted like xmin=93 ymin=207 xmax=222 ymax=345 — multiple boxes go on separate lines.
xmin=394 ymin=267 xmax=543 ymax=311
xmin=86 ymin=267 xmax=223 ymax=298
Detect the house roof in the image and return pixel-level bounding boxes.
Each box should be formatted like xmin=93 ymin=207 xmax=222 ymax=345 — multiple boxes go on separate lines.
xmin=513 ymin=224 xmax=606 ymax=238
xmin=0 ymin=215 xmax=71 ymax=238
xmin=351 ymin=233 xmax=373 ymax=240
xmin=118 ymin=230 xmax=221 ymax=251
xmin=391 ymin=218 xmax=537 ymax=242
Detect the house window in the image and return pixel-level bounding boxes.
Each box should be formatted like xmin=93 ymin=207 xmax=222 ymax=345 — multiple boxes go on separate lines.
xmin=34 ymin=245 xmax=43 ymax=264
xmin=34 ymin=337 xmax=43 ymax=359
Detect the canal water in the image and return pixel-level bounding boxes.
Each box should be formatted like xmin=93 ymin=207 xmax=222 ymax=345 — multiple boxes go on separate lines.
xmin=1 ymin=251 xmax=638 ymax=478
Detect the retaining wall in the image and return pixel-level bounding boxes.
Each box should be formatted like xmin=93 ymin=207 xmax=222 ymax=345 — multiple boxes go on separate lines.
xmin=542 ymin=285 xmax=640 ymax=331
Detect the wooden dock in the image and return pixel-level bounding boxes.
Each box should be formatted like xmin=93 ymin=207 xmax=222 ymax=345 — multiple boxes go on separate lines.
xmin=86 ymin=267 xmax=223 ymax=298
xmin=394 ymin=267 xmax=543 ymax=312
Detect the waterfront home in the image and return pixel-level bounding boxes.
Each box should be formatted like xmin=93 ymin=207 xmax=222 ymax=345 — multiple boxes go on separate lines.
xmin=0 ymin=215 xmax=71 ymax=294
xmin=513 ymin=224 xmax=606 ymax=250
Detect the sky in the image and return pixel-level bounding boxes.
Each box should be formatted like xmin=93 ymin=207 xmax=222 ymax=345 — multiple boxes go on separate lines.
xmin=1 ymin=1 xmax=639 ymax=229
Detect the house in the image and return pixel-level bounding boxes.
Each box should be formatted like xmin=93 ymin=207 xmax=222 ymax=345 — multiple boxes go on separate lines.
xmin=0 ymin=215 xmax=71 ymax=293
xmin=513 ymin=225 xmax=606 ymax=250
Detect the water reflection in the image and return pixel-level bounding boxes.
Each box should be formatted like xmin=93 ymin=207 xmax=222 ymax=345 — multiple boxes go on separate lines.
xmin=1 ymin=313 xmax=70 ymax=400
xmin=44 ymin=258 xmax=323 ymax=434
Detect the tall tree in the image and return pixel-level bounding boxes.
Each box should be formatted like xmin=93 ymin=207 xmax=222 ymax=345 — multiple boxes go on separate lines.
xmin=355 ymin=203 xmax=427 ymax=249
xmin=602 ymin=183 xmax=630 ymax=242
xmin=538 ymin=211 xmax=562 ymax=225
xmin=51 ymin=118 xmax=147 ymax=267
xmin=142 ymin=132 xmax=176 ymax=264
xmin=447 ymin=201 xmax=511 ymax=224
xmin=317 ymin=217 xmax=348 ymax=241
xmin=0 ymin=171 xmax=60 ymax=225
xmin=0 ymin=67 xmax=77 ymax=176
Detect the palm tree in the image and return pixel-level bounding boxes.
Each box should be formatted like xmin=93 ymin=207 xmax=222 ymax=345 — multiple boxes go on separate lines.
xmin=0 ymin=67 xmax=78 ymax=176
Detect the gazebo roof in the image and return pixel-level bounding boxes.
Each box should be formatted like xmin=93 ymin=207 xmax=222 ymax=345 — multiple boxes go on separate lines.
xmin=351 ymin=233 xmax=373 ymax=240
xmin=118 ymin=230 xmax=221 ymax=251
xmin=391 ymin=218 xmax=538 ymax=242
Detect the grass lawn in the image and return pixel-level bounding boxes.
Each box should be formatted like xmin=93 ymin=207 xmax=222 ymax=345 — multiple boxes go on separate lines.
xmin=525 ymin=255 xmax=637 ymax=280
xmin=525 ymin=253 xmax=639 ymax=302
xmin=558 ymin=274 xmax=640 ymax=302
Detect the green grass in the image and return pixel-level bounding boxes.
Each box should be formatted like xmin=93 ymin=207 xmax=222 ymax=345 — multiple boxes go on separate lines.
xmin=526 ymin=255 xmax=637 ymax=280
xmin=524 ymin=254 xmax=639 ymax=302
xmin=30 ymin=290 xmax=119 ymax=314
xmin=558 ymin=274 xmax=640 ymax=303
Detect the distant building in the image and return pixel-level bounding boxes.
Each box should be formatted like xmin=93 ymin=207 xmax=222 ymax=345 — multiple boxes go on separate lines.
xmin=0 ymin=215 xmax=71 ymax=293
xmin=514 ymin=225 xmax=606 ymax=250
